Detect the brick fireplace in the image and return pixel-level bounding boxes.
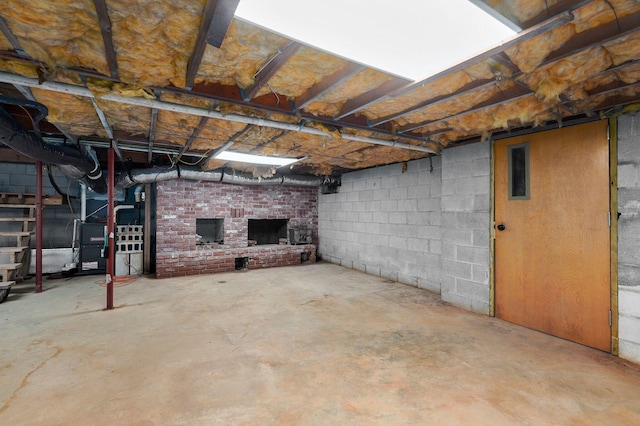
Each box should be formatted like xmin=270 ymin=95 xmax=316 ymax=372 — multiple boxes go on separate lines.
xmin=155 ymin=179 xmax=317 ymax=278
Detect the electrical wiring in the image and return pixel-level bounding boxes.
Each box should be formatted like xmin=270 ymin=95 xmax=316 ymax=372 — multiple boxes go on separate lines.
xmin=96 ymin=275 xmax=138 ymax=287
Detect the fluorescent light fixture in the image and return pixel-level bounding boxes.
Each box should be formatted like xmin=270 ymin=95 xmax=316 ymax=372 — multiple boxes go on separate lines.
xmin=235 ymin=0 xmax=518 ymax=81
xmin=215 ymin=150 xmax=300 ymax=166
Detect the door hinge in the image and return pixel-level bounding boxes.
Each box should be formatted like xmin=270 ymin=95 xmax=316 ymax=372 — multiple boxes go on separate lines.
xmin=608 ymin=211 xmax=611 ymax=228
xmin=609 ymin=310 xmax=612 ymax=327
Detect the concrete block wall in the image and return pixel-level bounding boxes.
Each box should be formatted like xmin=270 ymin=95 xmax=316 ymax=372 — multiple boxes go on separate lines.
xmin=318 ymin=157 xmax=442 ymax=292
xmin=618 ymin=111 xmax=640 ymax=363
xmin=155 ymin=179 xmax=317 ymax=278
xmin=441 ymin=142 xmax=492 ymax=314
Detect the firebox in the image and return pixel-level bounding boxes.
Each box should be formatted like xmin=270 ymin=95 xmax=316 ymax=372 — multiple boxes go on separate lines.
xmin=248 ymin=219 xmax=288 ymax=245
xmin=196 ymin=218 xmax=224 ymax=244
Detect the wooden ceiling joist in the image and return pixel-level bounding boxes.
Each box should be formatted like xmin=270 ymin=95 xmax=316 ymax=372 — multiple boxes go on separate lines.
xmin=540 ymin=11 xmax=640 ymax=66
xmin=334 ymin=11 xmax=574 ymax=121
xmin=243 ymin=41 xmax=302 ymax=101
xmin=206 ymin=0 xmax=241 ymax=47
xmin=10 ymin=83 xmax=78 ymax=143
xmin=519 ymin=0 xmax=594 ymax=29
xmin=371 ymin=78 xmax=499 ymax=127
xmin=0 ymin=14 xmax=25 ymax=56
xmin=399 ymin=85 xmax=533 ymax=134
xmin=294 ymin=62 xmax=365 ymax=111
xmin=186 ymin=0 xmax=241 ymax=90
xmin=176 ymin=116 xmax=209 ymax=161
xmin=335 ymin=77 xmax=411 ymax=119
xmin=92 ymin=0 xmax=119 ymax=79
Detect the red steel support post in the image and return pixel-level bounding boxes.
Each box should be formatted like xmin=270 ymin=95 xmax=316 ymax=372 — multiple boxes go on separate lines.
xmin=106 ymin=147 xmax=115 ymax=309
xmin=35 ymin=161 xmax=43 ymax=293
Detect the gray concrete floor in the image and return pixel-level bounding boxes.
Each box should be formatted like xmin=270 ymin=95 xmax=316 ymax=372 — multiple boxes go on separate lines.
xmin=1 ymin=263 xmax=640 ymax=425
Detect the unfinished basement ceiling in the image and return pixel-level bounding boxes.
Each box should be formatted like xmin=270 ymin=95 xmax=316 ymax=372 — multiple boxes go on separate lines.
xmin=0 ymin=0 xmax=639 ymax=177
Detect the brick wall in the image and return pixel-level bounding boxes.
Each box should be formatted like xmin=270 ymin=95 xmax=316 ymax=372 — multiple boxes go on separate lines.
xmin=155 ymin=179 xmax=317 ymax=278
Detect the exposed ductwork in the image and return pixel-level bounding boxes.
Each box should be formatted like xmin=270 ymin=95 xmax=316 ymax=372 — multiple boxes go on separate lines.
xmin=0 ymin=98 xmax=107 ymax=193
xmin=115 ymin=165 xmax=340 ymax=189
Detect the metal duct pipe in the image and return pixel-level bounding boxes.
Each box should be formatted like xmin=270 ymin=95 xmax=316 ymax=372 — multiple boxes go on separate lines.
xmin=0 ymin=103 xmax=108 ymax=193
xmin=116 ymin=166 xmax=339 ymax=189
xmin=0 ymin=72 xmax=438 ymax=155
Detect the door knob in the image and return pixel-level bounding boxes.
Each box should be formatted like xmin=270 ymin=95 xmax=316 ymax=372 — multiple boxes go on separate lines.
xmin=496 ymin=223 xmax=506 ymax=231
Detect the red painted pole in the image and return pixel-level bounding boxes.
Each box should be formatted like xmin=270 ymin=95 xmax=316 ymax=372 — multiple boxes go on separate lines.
xmin=35 ymin=161 xmax=43 ymax=293
xmin=106 ymin=147 xmax=115 ymax=309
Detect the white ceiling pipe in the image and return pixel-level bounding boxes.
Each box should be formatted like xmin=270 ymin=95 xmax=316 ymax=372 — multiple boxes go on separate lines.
xmin=0 ymin=71 xmax=438 ymax=155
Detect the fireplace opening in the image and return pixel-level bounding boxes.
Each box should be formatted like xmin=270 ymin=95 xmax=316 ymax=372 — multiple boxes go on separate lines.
xmin=196 ymin=218 xmax=224 ymax=244
xmin=248 ymin=219 xmax=288 ymax=245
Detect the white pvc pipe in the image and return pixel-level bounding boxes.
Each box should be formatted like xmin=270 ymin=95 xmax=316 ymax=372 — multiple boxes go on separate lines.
xmin=0 ymin=72 xmax=438 ymax=154
xmin=81 ymin=183 xmax=87 ymax=222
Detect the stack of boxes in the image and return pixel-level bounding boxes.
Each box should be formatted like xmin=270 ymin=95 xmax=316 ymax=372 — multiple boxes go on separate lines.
xmin=115 ymin=225 xmax=143 ymax=276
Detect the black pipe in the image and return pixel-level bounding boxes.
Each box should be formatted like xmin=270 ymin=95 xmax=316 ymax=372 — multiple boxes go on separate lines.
xmin=0 ymin=104 xmax=107 ymax=193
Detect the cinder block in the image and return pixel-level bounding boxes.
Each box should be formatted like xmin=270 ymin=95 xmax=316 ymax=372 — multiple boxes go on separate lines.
xmin=619 ymin=288 xmax=640 ymax=316
xmin=442 ymin=259 xmax=472 ymax=280
xmin=619 ymin=339 xmax=640 ymax=364
xmin=619 ymin=314 xmax=640 ymax=344
xmin=618 ymin=164 xmax=638 ymax=188
xmin=365 ymin=222 xmax=381 ymax=234
xmin=441 ymin=290 xmax=473 ymax=311
xmin=619 ymin=265 xmax=640 ymax=287
xmin=381 ymin=269 xmax=398 ymax=282
xmin=407 ymin=238 xmax=429 ymax=252
xmin=389 ymin=187 xmax=408 ymax=200
xmin=398 ymin=199 xmax=418 ymax=212
xmin=365 ymin=264 xmax=381 ymax=277
xmin=408 ymin=185 xmax=430 ymax=199
xmin=381 ymin=200 xmax=398 ymax=212
xmin=381 ymin=175 xmax=399 ymax=189
xmin=617 ymin=114 xmax=635 ymax=139
xmin=397 ymin=273 xmax=418 ymax=286
xmin=372 ymin=211 xmax=389 ymax=223
xmin=358 ymin=190 xmax=375 ymax=201
xmin=457 ymin=246 xmax=489 ymax=265
xmin=417 ymin=278 xmax=440 ymax=294
xmin=389 ymin=212 xmax=407 ymax=224
xmin=441 ymin=195 xmax=475 ymax=212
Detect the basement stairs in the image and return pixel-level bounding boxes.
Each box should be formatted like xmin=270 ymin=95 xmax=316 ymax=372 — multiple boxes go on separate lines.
xmin=0 ymin=193 xmax=61 ymax=303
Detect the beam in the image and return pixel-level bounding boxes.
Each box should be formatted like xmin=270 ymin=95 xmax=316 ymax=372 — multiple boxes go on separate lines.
xmin=206 ymin=0 xmax=241 ymax=47
xmin=186 ymin=0 xmax=241 ymax=90
xmin=0 ymin=14 xmax=26 ymax=56
xmin=335 ymin=11 xmax=573 ymax=119
xmin=92 ymin=0 xmax=119 ymax=79
xmin=11 ymin=83 xmax=78 ymax=143
xmin=540 ymin=11 xmax=640 ymax=66
xmin=0 ymin=72 xmax=437 ymax=153
xmin=336 ymin=77 xmax=410 ymax=119
xmin=244 ymin=41 xmax=302 ymax=101
xmin=201 ymin=124 xmax=251 ymax=163
xmin=399 ymin=86 xmax=533 ymax=133
xmin=520 ymin=0 xmax=594 ymax=29
xmin=371 ymin=78 xmax=498 ymax=127
xmin=294 ymin=63 xmax=364 ymax=110
xmin=388 ymin=12 xmax=637 ymax=136
xmin=176 ymin=116 xmax=209 ymax=160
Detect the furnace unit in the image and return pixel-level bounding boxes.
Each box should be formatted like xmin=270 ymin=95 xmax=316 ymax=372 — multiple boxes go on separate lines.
xmin=79 ymin=223 xmax=107 ymax=274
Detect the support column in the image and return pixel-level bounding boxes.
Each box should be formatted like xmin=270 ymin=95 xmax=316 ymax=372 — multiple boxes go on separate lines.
xmin=35 ymin=161 xmax=43 ymax=293
xmin=106 ymin=147 xmax=115 ymax=309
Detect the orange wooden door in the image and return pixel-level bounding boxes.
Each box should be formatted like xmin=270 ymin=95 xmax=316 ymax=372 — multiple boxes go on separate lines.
xmin=494 ymin=121 xmax=611 ymax=351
